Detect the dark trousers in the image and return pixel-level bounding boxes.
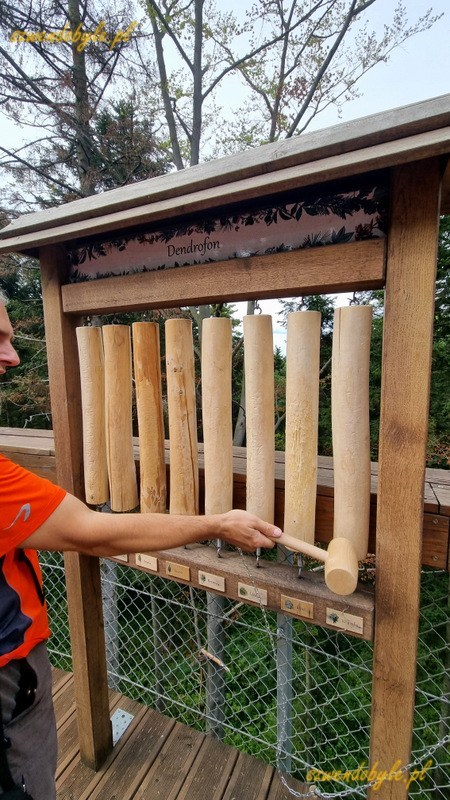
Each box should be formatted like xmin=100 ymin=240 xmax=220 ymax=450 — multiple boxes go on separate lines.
xmin=0 ymin=644 xmax=56 ymax=800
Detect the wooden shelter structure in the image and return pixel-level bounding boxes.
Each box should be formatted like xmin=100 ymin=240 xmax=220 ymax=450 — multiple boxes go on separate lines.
xmin=1 ymin=94 xmax=449 ymax=799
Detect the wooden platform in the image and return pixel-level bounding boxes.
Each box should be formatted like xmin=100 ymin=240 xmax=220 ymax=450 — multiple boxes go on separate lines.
xmin=53 ymin=669 xmax=307 ymax=800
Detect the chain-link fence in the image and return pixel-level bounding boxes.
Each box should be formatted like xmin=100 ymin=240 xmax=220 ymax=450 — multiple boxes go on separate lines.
xmin=40 ymin=552 xmax=449 ymax=798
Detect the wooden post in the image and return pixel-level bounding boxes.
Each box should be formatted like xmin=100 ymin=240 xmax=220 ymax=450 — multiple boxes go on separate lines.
xmin=39 ymin=245 xmax=112 ymax=770
xmin=369 ymin=159 xmax=441 ymax=799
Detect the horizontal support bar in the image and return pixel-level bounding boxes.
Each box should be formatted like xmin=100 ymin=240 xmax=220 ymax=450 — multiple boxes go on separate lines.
xmin=62 ymin=240 xmax=385 ymax=315
xmin=111 ymin=543 xmax=375 ymax=641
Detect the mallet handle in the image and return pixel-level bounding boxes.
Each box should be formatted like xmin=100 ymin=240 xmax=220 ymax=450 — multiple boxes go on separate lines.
xmin=277 ymin=531 xmax=327 ymax=563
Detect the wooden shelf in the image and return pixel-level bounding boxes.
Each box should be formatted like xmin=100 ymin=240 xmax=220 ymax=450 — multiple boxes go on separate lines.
xmin=114 ymin=543 xmax=375 ymax=641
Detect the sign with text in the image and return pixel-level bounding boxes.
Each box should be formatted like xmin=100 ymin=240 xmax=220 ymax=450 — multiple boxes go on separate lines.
xmin=69 ymin=178 xmax=387 ymax=282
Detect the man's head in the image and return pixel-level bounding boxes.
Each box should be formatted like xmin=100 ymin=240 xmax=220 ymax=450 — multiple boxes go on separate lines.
xmin=0 ymin=289 xmax=20 ymax=374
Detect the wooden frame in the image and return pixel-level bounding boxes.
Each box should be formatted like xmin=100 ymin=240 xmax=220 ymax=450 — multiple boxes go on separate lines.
xmin=1 ymin=96 xmax=449 ymax=797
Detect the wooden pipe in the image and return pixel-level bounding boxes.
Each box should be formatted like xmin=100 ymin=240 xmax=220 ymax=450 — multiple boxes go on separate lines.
xmin=277 ymin=531 xmax=359 ymax=596
xmin=76 ymin=325 xmax=109 ymax=506
xmin=132 ymin=322 xmax=166 ymax=513
xmin=103 ymin=324 xmax=138 ymax=512
xmin=284 ymin=311 xmax=321 ymax=545
xmin=243 ymin=314 xmax=274 ymax=525
xmin=165 ymin=318 xmax=199 ymax=515
xmin=332 ymin=305 xmax=372 ymax=561
xmin=201 ymin=317 xmax=233 ymax=515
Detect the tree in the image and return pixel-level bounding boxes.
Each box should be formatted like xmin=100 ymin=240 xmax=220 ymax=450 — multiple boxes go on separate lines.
xmin=0 ymin=0 xmax=166 ymax=207
xmin=0 ymin=251 xmax=49 ymax=428
xmin=138 ymin=0 xmax=439 ymax=167
xmin=428 ymin=215 xmax=450 ymax=467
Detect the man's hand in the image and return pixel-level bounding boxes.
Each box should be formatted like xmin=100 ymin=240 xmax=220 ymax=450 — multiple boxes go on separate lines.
xmin=212 ymin=509 xmax=282 ymax=552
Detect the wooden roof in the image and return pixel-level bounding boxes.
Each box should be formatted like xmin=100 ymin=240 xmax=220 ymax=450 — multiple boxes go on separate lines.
xmin=0 ymin=94 xmax=449 ymax=256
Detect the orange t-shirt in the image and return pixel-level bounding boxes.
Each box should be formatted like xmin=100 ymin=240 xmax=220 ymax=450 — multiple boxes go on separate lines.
xmin=0 ymin=454 xmax=66 ymax=666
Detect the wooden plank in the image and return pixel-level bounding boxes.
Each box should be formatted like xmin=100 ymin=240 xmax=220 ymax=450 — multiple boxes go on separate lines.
xmin=369 ymin=159 xmax=441 ymax=800
xmin=221 ymin=752 xmax=273 ymax=800
xmin=39 ymin=245 xmax=113 ymax=771
xmin=175 ymin=737 xmax=239 ymax=800
xmin=76 ymin=708 xmax=177 ymax=800
xmin=55 ymin=687 xmax=125 ymax=784
xmin=62 ymin=240 xmax=385 ymax=315
xmin=441 ymin=156 xmax=450 ymax=214
xmin=51 ymin=668 xmax=72 ymax=696
xmin=266 ymin=770 xmax=311 ymax=800
xmin=132 ymin=722 xmax=205 ymax=800
xmin=1 ymin=94 xmax=450 ymax=241
xmin=57 ymin=695 xmax=145 ymax=799
xmin=1 ymin=451 xmax=57 ymax=481
xmin=434 ymin=483 xmax=450 ymax=516
xmin=129 ymin=542 xmax=375 ymax=640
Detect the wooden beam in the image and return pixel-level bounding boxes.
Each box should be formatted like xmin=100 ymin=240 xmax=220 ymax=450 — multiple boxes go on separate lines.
xmin=128 ymin=544 xmax=375 ymax=640
xmin=62 ymin=239 xmax=385 ymax=315
xmin=39 ymin=245 xmax=113 ymax=770
xmin=369 ymin=159 xmax=441 ymax=799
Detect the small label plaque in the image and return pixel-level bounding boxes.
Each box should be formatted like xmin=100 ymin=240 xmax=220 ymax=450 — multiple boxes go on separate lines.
xmin=198 ymin=571 xmax=225 ymax=592
xmin=326 ymin=608 xmax=364 ymax=636
xmin=166 ymin=562 xmax=191 ymax=581
xmin=114 ymin=554 xmax=128 ymax=563
xmin=280 ymin=595 xmax=314 ymax=619
xmin=238 ymin=583 xmax=268 ymax=606
xmin=136 ymin=553 xmax=158 ymax=572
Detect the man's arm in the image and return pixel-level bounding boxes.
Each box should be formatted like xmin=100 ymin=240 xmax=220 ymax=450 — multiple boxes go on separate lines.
xmin=20 ymin=492 xmax=282 ymax=555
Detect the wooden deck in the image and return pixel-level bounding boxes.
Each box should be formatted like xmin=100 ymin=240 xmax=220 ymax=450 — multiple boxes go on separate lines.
xmin=53 ymin=669 xmax=308 ymax=800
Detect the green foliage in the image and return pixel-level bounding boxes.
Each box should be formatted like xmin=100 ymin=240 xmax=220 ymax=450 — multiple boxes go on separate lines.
xmin=0 ymin=254 xmax=50 ymax=428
